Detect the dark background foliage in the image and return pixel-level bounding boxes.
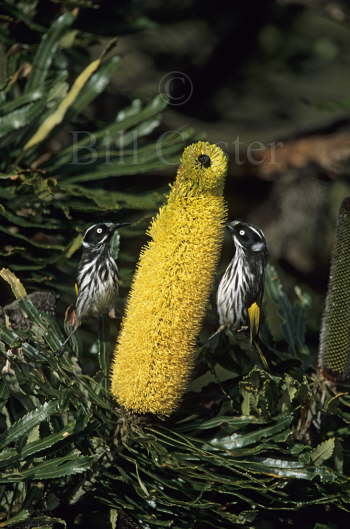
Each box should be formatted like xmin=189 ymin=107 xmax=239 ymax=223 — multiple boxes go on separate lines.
xmin=119 ymin=0 xmax=350 ymax=295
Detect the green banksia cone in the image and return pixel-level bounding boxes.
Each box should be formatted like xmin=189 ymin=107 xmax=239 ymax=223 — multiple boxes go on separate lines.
xmin=319 ymin=197 xmax=350 ymax=381
xmin=111 ymin=141 xmax=228 ymax=415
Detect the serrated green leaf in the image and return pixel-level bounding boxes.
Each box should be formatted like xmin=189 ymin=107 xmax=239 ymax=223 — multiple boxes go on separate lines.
xmin=20 ymin=422 xmax=76 ymax=459
xmin=23 ymin=453 xmax=93 ymax=480
xmin=310 ymin=438 xmax=335 ymax=466
xmin=0 ymin=453 xmax=93 ymax=482
xmin=0 ymin=448 xmax=18 ymax=469
xmin=0 ymin=401 xmax=58 ymax=449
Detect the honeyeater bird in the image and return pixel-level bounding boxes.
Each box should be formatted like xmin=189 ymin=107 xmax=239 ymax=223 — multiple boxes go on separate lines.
xmin=215 ymin=220 xmax=267 ymax=343
xmin=58 ymin=222 xmax=129 ymax=352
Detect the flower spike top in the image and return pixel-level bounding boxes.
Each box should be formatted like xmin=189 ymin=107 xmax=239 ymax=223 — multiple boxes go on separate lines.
xmin=176 ymin=141 xmax=227 ymax=194
xmin=111 ymin=141 xmax=228 ymax=415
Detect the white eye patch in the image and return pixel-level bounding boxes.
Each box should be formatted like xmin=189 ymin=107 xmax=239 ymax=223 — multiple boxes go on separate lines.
xmin=239 ymin=230 xmax=245 ymax=236
xmin=97 ymin=228 xmax=103 ymax=234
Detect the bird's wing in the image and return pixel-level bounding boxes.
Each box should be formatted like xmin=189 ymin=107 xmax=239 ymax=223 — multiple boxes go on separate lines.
xmin=75 ymin=283 xmax=79 ymax=296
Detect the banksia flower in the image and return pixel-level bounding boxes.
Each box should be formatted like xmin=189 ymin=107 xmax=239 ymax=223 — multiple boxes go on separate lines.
xmin=111 ymin=141 xmax=228 ymax=415
xmin=319 ymin=197 xmax=350 ymax=381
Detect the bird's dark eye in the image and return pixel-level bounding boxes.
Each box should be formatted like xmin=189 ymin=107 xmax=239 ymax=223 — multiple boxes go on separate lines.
xmin=239 ymin=230 xmax=245 ymax=236
xmin=197 ymin=154 xmax=211 ymax=168
xmin=97 ymin=228 xmax=103 ymax=234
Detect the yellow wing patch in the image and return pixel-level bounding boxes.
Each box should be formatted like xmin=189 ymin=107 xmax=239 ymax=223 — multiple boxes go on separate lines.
xmin=75 ymin=283 xmax=79 ymax=297
xmin=248 ymin=302 xmax=260 ymax=343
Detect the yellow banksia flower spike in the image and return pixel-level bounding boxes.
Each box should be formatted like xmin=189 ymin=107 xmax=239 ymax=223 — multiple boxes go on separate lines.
xmin=111 ymin=141 xmax=228 ymax=415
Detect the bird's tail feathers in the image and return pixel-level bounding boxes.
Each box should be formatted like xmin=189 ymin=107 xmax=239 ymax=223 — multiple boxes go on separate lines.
xmin=248 ymin=302 xmax=260 ymax=344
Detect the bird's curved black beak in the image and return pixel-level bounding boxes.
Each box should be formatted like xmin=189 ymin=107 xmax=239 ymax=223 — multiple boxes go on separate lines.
xmin=106 ymin=222 xmax=131 ymax=233
xmin=105 ymin=223 xmax=131 ymax=239
xmin=114 ymin=222 xmax=131 ymax=229
xmin=226 ymin=221 xmax=239 ymax=233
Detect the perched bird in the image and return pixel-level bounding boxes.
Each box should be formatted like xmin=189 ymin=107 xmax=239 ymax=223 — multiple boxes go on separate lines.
xmin=59 ymin=222 xmax=129 ymax=352
xmin=215 ymin=220 xmax=267 ymax=343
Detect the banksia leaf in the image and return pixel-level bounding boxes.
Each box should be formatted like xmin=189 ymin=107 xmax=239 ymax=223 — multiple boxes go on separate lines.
xmin=309 ymin=438 xmax=335 ymax=466
xmin=319 ymin=197 xmax=350 ymax=381
xmin=111 ymin=141 xmax=228 ymax=415
xmin=0 ymin=268 xmax=27 ymax=298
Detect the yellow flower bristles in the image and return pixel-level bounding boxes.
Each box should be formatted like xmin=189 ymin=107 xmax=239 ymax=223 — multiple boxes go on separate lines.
xmin=111 ymin=141 xmax=228 ymax=415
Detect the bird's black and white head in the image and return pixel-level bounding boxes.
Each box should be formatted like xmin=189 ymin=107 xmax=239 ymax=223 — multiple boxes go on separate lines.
xmin=82 ymin=223 xmax=128 ymax=251
xmin=227 ymin=220 xmax=267 ymax=254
